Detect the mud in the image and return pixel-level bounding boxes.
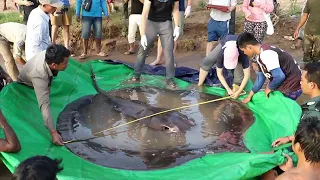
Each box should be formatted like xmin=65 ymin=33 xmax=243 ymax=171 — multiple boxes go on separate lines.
xmin=57 ymin=86 xmax=255 ymax=170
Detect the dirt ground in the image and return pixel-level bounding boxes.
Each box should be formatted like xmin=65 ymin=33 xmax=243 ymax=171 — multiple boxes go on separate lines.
xmin=0 ymin=0 xmax=308 ymax=178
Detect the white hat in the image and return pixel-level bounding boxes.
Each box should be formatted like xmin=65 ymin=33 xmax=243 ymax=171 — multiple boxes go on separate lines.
xmin=39 ymin=0 xmax=63 ymax=7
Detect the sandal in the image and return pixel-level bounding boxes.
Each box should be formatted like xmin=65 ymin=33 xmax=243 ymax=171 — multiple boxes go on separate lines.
xmin=79 ymin=53 xmax=87 ymax=59
xmin=124 ymin=51 xmax=135 ymax=55
xmin=97 ymin=51 xmax=108 ymax=57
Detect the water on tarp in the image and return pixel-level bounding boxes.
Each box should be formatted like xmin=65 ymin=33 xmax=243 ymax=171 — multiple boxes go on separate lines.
xmin=57 ymin=86 xmax=254 ymax=170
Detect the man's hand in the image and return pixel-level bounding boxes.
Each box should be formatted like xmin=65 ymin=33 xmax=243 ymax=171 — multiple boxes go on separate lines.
xmin=265 ymin=86 xmax=272 ymax=98
xmin=140 ymin=35 xmax=147 ymax=50
xmin=231 ymin=90 xmax=241 ymax=99
xmin=24 ymin=1 xmax=34 ymax=6
xmin=293 ymin=29 xmax=300 ymax=39
xmin=76 ymin=16 xmax=81 ymax=22
xmin=242 ymin=96 xmax=252 ymax=103
xmin=51 ymin=131 xmax=64 ymax=146
xmin=173 ymin=26 xmax=180 ymax=41
xmin=271 ymin=137 xmax=290 ymax=147
xmin=226 ymin=88 xmax=234 ymax=96
xmin=184 ymin=6 xmax=191 ymax=18
xmin=105 ymin=16 xmax=110 ymax=23
xmin=279 ymin=153 xmax=294 ymax=172
xmin=4 ymin=77 xmax=13 ymax=84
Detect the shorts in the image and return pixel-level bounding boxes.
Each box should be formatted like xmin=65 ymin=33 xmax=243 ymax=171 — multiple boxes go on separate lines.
xmin=207 ymin=18 xmax=228 ymax=42
xmin=81 ymin=16 xmax=102 ymax=39
xmin=50 ymin=8 xmax=72 ymax=26
xmin=284 ymin=88 xmax=302 ymax=100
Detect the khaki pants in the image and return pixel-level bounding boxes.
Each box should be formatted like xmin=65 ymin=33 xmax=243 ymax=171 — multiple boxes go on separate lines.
xmin=0 ymin=39 xmax=19 ymax=81
xmin=303 ymin=34 xmax=320 ymax=62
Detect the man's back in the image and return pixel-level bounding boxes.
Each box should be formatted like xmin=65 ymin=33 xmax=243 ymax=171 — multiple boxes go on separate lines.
xmin=277 ymin=167 xmax=320 ymax=180
xmin=0 ymin=22 xmax=27 ymax=43
xmin=18 ymin=50 xmax=50 ymax=87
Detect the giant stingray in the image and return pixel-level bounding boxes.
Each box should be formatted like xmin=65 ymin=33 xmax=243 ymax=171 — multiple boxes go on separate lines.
xmin=57 ymin=68 xmax=255 ymax=170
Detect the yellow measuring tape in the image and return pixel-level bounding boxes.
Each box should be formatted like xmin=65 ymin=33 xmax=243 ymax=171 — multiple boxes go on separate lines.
xmin=63 ymin=91 xmax=246 ymax=144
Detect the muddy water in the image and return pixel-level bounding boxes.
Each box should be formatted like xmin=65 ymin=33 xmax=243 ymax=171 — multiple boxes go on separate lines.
xmin=57 ymin=86 xmax=254 ymax=170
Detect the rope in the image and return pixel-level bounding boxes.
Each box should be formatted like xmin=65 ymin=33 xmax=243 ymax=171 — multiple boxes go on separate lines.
xmin=63 ymin=91 xmax=246 ymax=144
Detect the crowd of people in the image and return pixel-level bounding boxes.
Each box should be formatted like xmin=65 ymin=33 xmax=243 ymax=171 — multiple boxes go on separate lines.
xmin=0 ymin=0 xmax=319 ymax=179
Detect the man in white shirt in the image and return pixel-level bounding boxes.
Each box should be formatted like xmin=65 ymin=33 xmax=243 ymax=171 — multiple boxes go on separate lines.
xmin=206 ymin=0 xmax=237 ymax=56
xmin=0 ymin=22 xmax=27 ymax=81
xmin=25 ymin=0 xmax=63 ymax=61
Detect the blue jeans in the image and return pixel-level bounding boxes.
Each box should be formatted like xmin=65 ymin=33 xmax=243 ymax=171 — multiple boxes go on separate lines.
xmin=81 ymin=16 xmax=102 ymax=39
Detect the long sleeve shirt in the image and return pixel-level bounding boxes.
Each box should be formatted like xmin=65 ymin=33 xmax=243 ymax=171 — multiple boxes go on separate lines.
xmin=25 ymin=7 xmax=51 ymax=61
xmin=242 ymin=0 xmax=274 ymax=22
xmin=0 ymin=22 xmax=27 ymax=59
xmin=17 ymin=50 xmax=57 ymax=131
xmin=76 ymin=0 xmax=109 ymax=17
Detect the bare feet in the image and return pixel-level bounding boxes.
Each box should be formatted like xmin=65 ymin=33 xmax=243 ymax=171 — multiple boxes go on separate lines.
xmin=149 ymin=59 xmax=164 ymax=66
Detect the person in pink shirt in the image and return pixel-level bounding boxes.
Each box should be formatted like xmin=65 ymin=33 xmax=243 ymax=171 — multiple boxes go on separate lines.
xmin=242 ymin=0 xmax=274 ymax=43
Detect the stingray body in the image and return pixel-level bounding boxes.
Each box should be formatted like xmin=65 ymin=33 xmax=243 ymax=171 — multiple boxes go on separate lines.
xmin=89 ymin=66 xmax=196 ymax=133
xmin=57 ymin=69 xmax=255 ymax=170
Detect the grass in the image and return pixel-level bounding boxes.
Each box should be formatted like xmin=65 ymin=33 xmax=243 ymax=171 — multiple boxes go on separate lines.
xmin=0 ymin=12 xmax=22 ymax=24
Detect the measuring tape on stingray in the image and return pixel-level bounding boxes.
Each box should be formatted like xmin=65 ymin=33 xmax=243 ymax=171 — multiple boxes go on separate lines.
xmin=63 ymin=89 xmax=246 ymax=144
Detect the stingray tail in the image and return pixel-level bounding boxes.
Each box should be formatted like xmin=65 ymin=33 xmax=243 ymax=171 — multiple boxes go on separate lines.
xmin=88 ymin=64 xmax=108 ymax=96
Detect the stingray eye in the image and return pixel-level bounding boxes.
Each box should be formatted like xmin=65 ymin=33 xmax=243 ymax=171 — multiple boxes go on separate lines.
xmin=162 ymin=126 xmax=170 ymax=131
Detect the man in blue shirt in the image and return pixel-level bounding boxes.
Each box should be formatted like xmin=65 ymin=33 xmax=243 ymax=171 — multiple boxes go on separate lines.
xmin=76 ymin=0 xmax=109 ymax=59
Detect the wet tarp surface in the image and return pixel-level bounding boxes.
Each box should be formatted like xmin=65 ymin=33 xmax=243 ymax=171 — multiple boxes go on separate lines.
xmin=0 ymin=59 xmax=301 ymax=180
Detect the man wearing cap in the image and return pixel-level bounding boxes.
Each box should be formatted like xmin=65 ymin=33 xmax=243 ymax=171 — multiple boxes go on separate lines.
xmin=198 ymin=34 xmax=251 ymax=99
xmin=237 ymin=32 xmax=302 ymax=103
xmin=25 ymin=0 xmax=63 ymax=61
xmin=0 ymin=22 xmax=27 ymax=81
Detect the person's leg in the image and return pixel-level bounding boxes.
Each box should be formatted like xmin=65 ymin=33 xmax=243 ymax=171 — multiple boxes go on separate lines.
xmin=229 ymin=9 xmax=236 ymax=35
xmin=149 ymin=37 xmax=164 ymax=65
xmin=133 ymin=20 xmax=159 ymax=80
xmin=312 ymin=34 xmax=320 ymax=62
xmin=206 ymin=18 xmax=219 ymax=56
xmin=302 ymin=34 xmax=314 ymax=63
xmin=243 ymin=20 xmax=255 ymax=35
xmin=3 ymin=0 xmax=7 ymax=10
xmin=125 ymin=14 xmax=139 ymax=55
xmin=233 ymin=63 xmax=244 ymax=86
xmin=93 ymin=17 xmax=107 ymax=56
xmin=50 ymin=14 xmax=61 ymax=44
xmin=0 ymin=40 xmax=19 ymax=81
xmin=198 ymin=43 xmax=222 ymax=86
xmin=80 ymin=16 xmax=92 ymax=59
xmin=159 ymin=21 xmax=175 ymax=86
xmin=253 ymin=21 xmax=268 ymax=43
xmin=62 ymin=9 xmax=72 ymax=48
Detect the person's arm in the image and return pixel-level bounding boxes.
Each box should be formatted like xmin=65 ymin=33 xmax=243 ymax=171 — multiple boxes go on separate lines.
xmin=242 ymin=71 xmax=266 ymax=103
xmin=229 ymin=0 xmax=237 ymax=12
xmin=268 ymin=68 xmax=286 ymax=90
xmin=242 ymin=0 xmax=251 ymax=19
xmin=0 ymin=109 xmax=21 ymax=152
xmin=172 ymin=1 xmax=179 ymax=27
xmin=139 ymin=0 xmax=144 ymax=3
xmin=12 ymin=0 xmax=33 ymax=6
xmin=0 ymin=66 xmax=13 ymax=83
xmin=101 ymin=0 xmax=109 ymax=17
xmin=216 ymin=67 xmax=233 ymax=95
xmin=140 ymin=0 xmax=151 ymax=36
xmin=75 ymin=0 xmax=82 ymax=17
xmin=13 ymin=40 xmax=26 ymax=65
xmin=31 ymin=23 xmax=50 ymax=54
xmin=31 ymin=77 xmax=64 ymax=145
xmin=253 ymin=0 xmax=274 ymax=13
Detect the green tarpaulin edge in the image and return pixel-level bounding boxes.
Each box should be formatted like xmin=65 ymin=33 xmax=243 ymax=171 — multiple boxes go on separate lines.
xmin=0 ymin=59 xmax=301 ymax=180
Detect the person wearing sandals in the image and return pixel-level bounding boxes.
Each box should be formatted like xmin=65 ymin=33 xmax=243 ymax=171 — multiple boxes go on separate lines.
xmin=131 ymin=0 xmax=181 ymax=88
xmin=123 ymin=0 xmax=144 ymax=55
xmin=76 ymin=0 xmax=109 ymax=59
xmin=50 ymin=0 xmax=75 ymax=56
xmin=242 ymin=0 xmax=274 ymax=43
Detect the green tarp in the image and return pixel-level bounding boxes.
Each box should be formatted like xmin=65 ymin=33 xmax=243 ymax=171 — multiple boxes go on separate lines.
xmin=0 ymin=59 xmax=301 ymax=180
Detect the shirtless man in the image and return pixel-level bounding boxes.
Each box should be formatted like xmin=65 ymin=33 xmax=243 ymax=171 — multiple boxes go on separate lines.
xmin=276 ymin=117 xmax=320 ymax=180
